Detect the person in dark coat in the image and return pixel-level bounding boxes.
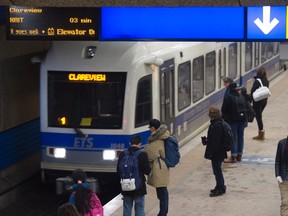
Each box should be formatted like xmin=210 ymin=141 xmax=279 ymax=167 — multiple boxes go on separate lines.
xmin=204 ymin=106 xmax=227 ymax=197
xmin=117 ymin=135 xmax=151 ymax=216
xmin=275 ymin=136 xmax=288 ymax=216
xmin=251 ymin=67 xmax=269 ymax=140
xmin=221 ymin=82 xmax=247 ymax=163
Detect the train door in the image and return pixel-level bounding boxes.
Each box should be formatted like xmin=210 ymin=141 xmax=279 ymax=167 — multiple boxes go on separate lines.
xmin=217 ymin=43 xmax=225 ymax=89
xmin=159 ymin=59 xmax=175 ymax=134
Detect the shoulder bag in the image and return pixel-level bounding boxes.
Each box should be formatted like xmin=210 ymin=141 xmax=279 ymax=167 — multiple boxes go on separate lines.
xmin=252 ymin=78 xmax=271 ymax=102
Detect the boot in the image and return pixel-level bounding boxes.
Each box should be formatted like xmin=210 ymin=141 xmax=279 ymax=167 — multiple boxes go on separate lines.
xmin=224 ymin=156 xmax=237 ymax=163
xmin=253 ymin=130 xmax=265 ymax=140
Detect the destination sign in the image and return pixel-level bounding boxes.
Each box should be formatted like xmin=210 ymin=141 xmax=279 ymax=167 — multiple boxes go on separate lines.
xmin=7 ymin=6 xmax=100 ymax=40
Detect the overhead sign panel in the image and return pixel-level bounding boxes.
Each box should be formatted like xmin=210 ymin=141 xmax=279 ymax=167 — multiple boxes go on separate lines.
xmin=101 ymin=7 xmax=244 ymax=41
xmin=247 ymin=6 xmax=286 ymax=39
xmin=7 ymin=6 xmax=100 ymax=40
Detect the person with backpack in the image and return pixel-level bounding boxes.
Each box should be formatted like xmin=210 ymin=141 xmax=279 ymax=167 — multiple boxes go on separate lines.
xmin=117 ymin=135 xmax=151 ymax=216
xmin=203 ymin=106 xmax=227 ymax=197
xmin=251 ymin=67 xmax=269 ymax=140
xmin=69 ymin=169 xmax=103 ymax=216
xmin=144 ymin=119 xmax=170 ymax=216
xmin=221 ymin=82 xmax=247 ymax=163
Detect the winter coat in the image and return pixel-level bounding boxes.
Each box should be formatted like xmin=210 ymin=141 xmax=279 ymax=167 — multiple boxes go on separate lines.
xmin=69 ymin=184 xmax=103 ymax=216
xmin=144 ymin=125 xmax=170 ymax=187
xmin=275 ymin=138 xmax=288 ymax=180
xmin=204 ymin=118 xmax=227 ymax=161
xmin=117 ymin=146 xmax=151 ymax=197
xmin=251 ymin=76 xmax=269 ymax=104
xmin=221 ymin=89 xmax=247 ymax=123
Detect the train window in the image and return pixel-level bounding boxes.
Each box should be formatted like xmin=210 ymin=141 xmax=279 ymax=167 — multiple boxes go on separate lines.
xmin=205 ymin=51 xmax=216 ymax=95
xmin=135 ymin=75 xmax=152 ymax=127
xmin=178 ymin=61 xmax=191 ymax=111
xmin=255 ymin=42 xmax=260 ymax=67
xmin=245 ymin=42 xmax=253 ymax=72
xmin=48 ymin=71 xmax=126 ymax=129
xmin=192 ymin=56 xmax=204 ymax=102
xmin=228 ymin=43 xmax=237 ymax=80
xmin=273 ymin=42 xmax=279 ymax=55
xmin=261 ymin=42 xmax=273 ymax=63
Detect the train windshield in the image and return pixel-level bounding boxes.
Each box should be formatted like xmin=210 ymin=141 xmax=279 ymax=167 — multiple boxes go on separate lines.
xmin=48 ymin=71 xmax=127 ymax=129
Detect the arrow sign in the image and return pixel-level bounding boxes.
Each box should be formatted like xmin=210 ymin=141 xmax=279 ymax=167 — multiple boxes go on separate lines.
xmin=254 ymin=6 xmax=279 ymax=35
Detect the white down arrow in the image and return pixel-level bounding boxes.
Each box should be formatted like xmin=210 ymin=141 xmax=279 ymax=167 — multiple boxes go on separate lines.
xmin=254 ymin=6 xmax=279 ymax=35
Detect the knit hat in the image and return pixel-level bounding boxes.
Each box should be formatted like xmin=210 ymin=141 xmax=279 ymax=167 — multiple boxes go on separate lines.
xmin=149 ymin=119 xmax=161 ymax=129
xmin=228 ymin=82 xmax=238 ymax=90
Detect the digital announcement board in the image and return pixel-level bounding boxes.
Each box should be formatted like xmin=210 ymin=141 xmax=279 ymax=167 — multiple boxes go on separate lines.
xmin=101 ymin=7 xmax=244 ymax=41
xmin=7 ymin=6 xmax=100 ymax=40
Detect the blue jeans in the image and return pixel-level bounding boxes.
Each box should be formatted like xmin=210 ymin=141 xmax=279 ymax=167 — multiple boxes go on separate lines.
xmin=123 ymin=195 xmax=145 ymax=216
xmin=230 ymin=122 xmax=246 ymax=157
xmin=156 ymin=187 xmax=169 ymax=216
xmin=211 ymin=159 xmax=225 ymax=190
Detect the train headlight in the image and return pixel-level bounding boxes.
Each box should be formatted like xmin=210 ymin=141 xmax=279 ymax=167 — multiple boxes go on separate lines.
xmin=47 ymin=147 xmax=66 ymax=158
xmin=103 ymin=150 xmax=116 ymax=160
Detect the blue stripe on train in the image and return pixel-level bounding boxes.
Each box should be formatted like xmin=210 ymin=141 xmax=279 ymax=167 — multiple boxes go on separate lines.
xmin=41 ymin=130 xmax=151 ymax=150
xmin=0 ymin=119 xmax=40 ymax=170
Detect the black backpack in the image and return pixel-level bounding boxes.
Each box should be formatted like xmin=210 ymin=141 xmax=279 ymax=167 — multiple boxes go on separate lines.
xmin=230 ymin=94 xmax=246 ymax=122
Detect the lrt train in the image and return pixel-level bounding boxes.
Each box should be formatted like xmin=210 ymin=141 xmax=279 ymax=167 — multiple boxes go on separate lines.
xmin=39 ymin=41 xmax=282 ymax=183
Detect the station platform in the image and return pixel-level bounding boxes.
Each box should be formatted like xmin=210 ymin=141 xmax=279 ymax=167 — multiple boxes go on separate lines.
xmin=104 ymin=70 xmax=288 ymax=216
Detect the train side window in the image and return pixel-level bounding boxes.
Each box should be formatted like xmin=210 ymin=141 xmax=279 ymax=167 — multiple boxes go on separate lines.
xmin=205 ymin=51 xmax=216 ymax=95
xmin=273 ymin=42 xmax=279 ymax=55
xmin=135 ymin=75 xmax=152 ymax=128
xmin=261 ymin=42 xmax=267 ymax=63
xmin=228 ymin=43 xmax=237 ymax=80
xmin=178 ymin=61 xmax=191 ymax=111
xmin=192 ymin=56 xmax=204 ymax=103
xmin=255 ymin=42 xmax=260 ymax=67
xmin=245 ymin=42 xmax=253 ymax=72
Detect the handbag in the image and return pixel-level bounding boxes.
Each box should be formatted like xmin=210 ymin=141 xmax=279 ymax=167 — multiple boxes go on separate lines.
xmin=246 ymin=101 xmax=255 ymax=122
xmin=252 ymin=78 xmax=271 ymax=102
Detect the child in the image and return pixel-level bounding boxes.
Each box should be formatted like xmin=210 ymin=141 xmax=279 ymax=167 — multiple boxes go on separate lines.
xmin=69 ymin=169 xmax=103 ymax=216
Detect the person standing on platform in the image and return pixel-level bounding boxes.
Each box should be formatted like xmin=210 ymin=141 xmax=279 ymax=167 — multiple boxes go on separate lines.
xmin=221 ymin=82 xmax=247 ymax=163
xmin=275 ymin=136 xmax=288 ymax=216
xmin=202 ymin=106 xmax=227 ymax=197
xmin=117 ymin=135 xmax=151 ymax=216
xmin=251 ymin=67 xmax=269 ymax=140
xmin=144 ymin=119 xmax=170 ymax=216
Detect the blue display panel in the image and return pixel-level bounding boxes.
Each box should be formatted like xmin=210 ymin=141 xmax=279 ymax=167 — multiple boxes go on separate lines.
xmin=247 ymin=6 xmax=286 ymax=40
xmin=0 ymin=6 xmax=6 ymax=25
xmin=101 ymin=7 xmax=244 ymax=41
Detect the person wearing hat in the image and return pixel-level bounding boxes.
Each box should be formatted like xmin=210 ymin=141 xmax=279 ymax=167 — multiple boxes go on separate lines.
xmin=221 ymin=82 xmax=247 ymax=163
xmin=203 ymin=106 xmax=227 ymax=197
xmin=144 ymin=119 xmax=170 ymax=216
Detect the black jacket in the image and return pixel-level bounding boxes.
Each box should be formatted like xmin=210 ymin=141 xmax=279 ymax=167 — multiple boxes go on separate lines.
xmin=251 ymin=76 xmax=269 ymax=104
xmin=275 ymin=138 xmax=288 ymax=180
xmin=117 ymin=146 xmax=151 ymax=196
xmin=204 ymin=118 xmax=227 ymax=161
xmin=221 ymin=89 xmax=247 ymax=123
